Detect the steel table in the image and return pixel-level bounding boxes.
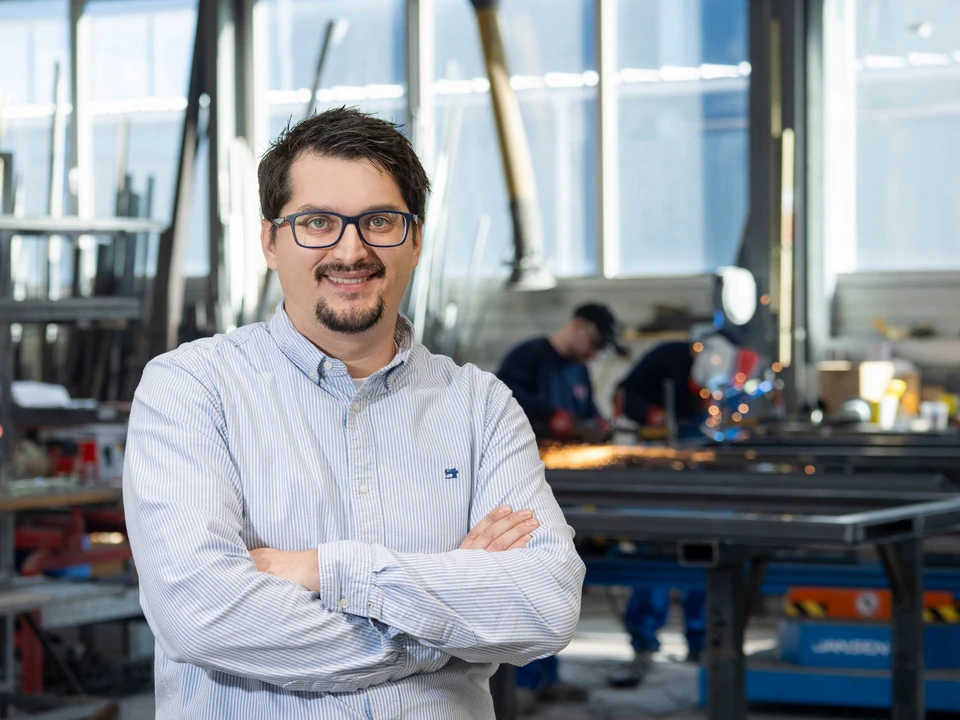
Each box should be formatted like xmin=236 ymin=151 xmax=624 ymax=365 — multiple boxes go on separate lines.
xmin=547 ymin=468 xmax=960 ymax=720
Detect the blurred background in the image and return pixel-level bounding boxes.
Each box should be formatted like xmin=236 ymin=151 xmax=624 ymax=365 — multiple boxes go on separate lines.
xmin=0 ymin=1 xmax=959 ymax=719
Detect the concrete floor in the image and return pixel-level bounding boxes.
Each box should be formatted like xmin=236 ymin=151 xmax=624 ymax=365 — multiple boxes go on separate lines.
xmin=112 ymin=588 xmax=893 ymax=720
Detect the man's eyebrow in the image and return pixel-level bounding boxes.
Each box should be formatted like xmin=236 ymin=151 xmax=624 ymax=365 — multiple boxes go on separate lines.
xmin=289 ymin=202 xmax=408 ymax=215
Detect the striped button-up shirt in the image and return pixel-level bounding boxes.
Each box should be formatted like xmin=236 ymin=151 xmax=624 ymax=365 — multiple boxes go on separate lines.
xmin=123 ymin=303 xmax=585 ymax=719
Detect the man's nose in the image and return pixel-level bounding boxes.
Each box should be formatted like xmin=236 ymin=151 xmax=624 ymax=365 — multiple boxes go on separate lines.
xmin=329 ymin=222 xmax=369 ymax=265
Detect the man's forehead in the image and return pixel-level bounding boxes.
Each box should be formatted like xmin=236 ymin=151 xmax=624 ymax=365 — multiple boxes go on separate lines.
xmin=286 ymin=154 xmax=404 ymax=206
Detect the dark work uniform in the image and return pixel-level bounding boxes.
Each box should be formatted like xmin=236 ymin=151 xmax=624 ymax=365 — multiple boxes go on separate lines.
xmin=497 ymin=337 xmax=598 ymax=436
xmin=617 ymin=341 xmax=703 ymax=426
xmin=615 ymin=340 xmax=705 ymax=657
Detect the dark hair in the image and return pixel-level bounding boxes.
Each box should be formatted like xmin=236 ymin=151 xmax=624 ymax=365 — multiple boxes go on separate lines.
xmin=258 ymin=107 xmax=430 ymax=235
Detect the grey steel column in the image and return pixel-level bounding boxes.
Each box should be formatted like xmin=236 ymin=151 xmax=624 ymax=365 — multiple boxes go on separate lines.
xmin=705 ymin=562 xmax=747 ymax=720
xmin=879 ymin=539 xmax=924 ymax=720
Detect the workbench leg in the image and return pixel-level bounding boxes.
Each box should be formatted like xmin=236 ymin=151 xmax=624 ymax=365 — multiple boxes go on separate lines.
xmin=490 ymin=663 xmax=516 ymax=720
xmin=705 ymin=562 xmax=746 ymax=720
xmin=878 ymin=539 xmax=924 ymax=720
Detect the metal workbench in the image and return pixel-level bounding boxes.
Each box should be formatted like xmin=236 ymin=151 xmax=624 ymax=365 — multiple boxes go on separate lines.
xmin=547 ymin=468 xmax=960 ymax=720
xmin=0 ymin=486 xmax=130 ymax=719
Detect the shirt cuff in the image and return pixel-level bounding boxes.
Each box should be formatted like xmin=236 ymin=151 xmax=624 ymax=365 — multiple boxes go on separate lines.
xmin=316 ymin=540 xmax=386 ymax=620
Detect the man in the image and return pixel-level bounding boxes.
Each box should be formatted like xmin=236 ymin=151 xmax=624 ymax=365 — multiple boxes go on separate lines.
xmin=608 ymin=330 xmax=758 ymax=687
xmin=495 ymin=303 xmax=622 ymax=709
xmin=497 ymin=303 xmax=624 ymax=445
xmin=123 ymin=108 xmax=585 ymax=719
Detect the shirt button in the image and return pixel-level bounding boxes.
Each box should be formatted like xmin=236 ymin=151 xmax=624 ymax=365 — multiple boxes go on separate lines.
xmin=338 ymin=598 xmax=349 ymax=609
xmin=323 ymin=360 xmax=333 ymax=370
xmin=352 ymin=402 xmax=361 ymax=413
xmin=310 ymin=374 xmax=317 ymax=382
xmin=359 ymin=483 xmax=369 ymax=494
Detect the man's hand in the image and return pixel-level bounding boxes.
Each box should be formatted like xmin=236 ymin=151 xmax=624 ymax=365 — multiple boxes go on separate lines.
xmin=250 ymin=548 xmax=320 ymax=593
xmin=459 ymin=505 xmax=538 ymax=552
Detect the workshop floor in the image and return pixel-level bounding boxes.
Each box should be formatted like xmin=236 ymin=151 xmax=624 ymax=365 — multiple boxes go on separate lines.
xmin=113 ymin=588 xmax=892 ymax=720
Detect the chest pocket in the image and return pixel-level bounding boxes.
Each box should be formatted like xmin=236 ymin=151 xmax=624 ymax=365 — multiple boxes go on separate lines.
xmin=379 ymin=448 xmax=475 ymax=554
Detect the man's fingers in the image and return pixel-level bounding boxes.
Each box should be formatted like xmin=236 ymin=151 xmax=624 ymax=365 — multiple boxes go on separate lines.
xmin=481 ymin=510 xmax=536 ymax=544
xmin=471 ymin=505 xmax=513 ymax=536
xmin=487 ymin=519 xmax=539 ymax=551
xmin=458 ymin=506 xmax=538 ymax=550
xmin=507 ymin=534 xmax=533 ymax=551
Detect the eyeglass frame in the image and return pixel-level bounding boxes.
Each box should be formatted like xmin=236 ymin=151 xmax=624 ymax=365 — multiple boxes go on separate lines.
xmin=271 ymin=209 xmax=419 ymax=249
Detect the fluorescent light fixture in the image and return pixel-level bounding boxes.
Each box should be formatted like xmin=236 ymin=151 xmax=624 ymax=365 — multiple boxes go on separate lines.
xmin=863 ymin=54 xmax=908 ymax=69
xmin=907 ymin=52 xmax=951 ymax=66
xmin=619 ymin=68 xmax=661 ymax=83
xmin=659 ymin=65 xmax=700 ymax=82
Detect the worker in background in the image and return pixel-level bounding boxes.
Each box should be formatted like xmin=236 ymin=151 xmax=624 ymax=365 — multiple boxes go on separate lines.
xmin=498 ymin=303 xmax=625 ymax=445
xmin=496 ymin=302 xmax=625 ymax=712
xmin=608 ymin=329 xmax=759 ymax=688
xmin=123 ymin=108 xmax=585 ymax=719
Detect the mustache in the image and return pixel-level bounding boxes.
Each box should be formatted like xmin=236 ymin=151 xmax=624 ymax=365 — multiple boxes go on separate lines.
xmin=314 ymin=261 xmax=386 ymax=282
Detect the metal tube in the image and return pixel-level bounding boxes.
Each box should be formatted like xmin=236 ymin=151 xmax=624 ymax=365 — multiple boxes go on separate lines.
xmin=705 ymin=562 xmax=746 ymax=720
xmin=879 ymin=539 xmax=925 ymax=720
xmin=468 ymin=0 xmax=553 ymax=290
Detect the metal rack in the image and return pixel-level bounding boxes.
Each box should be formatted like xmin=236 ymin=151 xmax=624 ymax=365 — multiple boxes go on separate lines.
xmin=0 ymin=215 xmax=165 ymax=718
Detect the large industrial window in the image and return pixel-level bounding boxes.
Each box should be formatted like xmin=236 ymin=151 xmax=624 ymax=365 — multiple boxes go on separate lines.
xmin=0 ymin=0 xmax=70 ymax=217
xmin=261 ymin=0 xmax=406 ymax=138
xmin=434 ymin=0 xmax=598 ymax=279
xmin=613 ymin=0 xmax=750 ymax=276
xmin=821 ymin=0 xmax=960 ymax=273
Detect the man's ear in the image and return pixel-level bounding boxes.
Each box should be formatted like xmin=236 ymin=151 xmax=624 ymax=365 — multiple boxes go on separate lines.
xmin=261 ymin=218 xmax=279 ymax=271
xmin=411 ymin=221 xmax=423 ymax=268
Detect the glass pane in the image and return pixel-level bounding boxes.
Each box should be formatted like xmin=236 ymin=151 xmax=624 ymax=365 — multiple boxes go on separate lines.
xmin=0 ymin=0 xmax=69 ymax=216
xmin=614 ymin=0 xmax=749 ymax=276
xmin=435 ymin=0 xmax=598 ymax=278
xmin=853 ymin=0 xmax=960 ymax=271
xmin=261 ymin=0 xmax=406 ymax=137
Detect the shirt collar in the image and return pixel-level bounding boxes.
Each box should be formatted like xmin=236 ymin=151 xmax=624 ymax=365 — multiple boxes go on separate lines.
xmin=268 ymin=300 xmax=415 ymax=382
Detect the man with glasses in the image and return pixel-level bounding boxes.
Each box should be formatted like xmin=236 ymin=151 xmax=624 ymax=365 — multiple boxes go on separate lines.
xmin=123 ymin=107 xmax=585 ymax=719
xmin=495 ymin=303 xmax=623 ymax=711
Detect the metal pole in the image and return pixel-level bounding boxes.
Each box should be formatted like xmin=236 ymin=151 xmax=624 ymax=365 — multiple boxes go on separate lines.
xmin=490 ymin=663 xmax=516 ymax=720
xmin=152 ymin=1 xmax=205 ymax=354
xmin=705 ymin=561 xmax=747 ymax=720
xmin=468 ymin=0 xmax=554 ymax=291
xmin=596 ymin=0 xmax=619 ymax=277
xmin=878 ymin=539 xmax=924 ymax=720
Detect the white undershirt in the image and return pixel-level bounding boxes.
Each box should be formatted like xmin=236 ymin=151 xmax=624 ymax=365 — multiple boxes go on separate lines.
xmin=349 ymin=341 xmax=399 ymax=390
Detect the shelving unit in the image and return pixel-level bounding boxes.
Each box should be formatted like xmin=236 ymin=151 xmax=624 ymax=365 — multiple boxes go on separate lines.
xmin=0 ymin=215 xmax=165 ymax=718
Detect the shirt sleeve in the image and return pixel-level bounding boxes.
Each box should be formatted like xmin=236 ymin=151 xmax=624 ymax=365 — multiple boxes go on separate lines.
xmin=123 ymin=355 xmax=432 ymax=693
xmin=313 ymin=380 xmax=585 ymax=666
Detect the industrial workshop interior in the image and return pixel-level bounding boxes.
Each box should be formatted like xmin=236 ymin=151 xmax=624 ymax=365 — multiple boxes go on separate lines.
xmin=2 ymin=0 xmax=960 ymax=718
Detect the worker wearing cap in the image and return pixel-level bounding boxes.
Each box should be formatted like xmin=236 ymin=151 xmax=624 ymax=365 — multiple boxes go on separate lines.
xmin=498 ymin=303 xmax=625 ymax=446
xmin=608 ymin=329 xmax=759 ymax=688
xmin=496 ymin=303 xmax=624 ymax=711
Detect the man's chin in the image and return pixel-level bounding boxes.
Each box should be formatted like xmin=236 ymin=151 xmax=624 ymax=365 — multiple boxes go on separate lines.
xmin=314 ymin=296 xmax=385 ymax=335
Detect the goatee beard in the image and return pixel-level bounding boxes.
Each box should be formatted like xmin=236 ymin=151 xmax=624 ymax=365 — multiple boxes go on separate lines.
xmin=314 ymin=296 xmax=385 ymax=334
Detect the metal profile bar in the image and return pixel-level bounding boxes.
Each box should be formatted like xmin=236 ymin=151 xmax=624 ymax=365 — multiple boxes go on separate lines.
xmin=0 ymin=217 xmax=166 ymax=236
xmin=881 ymin=539 xmax=925 ymax=720
xmin=152 ymin=1 xmax=205 ymax=355
xmin=0 ymin=298 xmax=142 ymax=324
xmin=596 ymin=0 xmax=619 ymax=277
xmin=468 ymin=0 xmax=553 ymax=290
xmin=406 ymin=0 xmax=436 ymax=181
xmin=562 ymin=496 xmax=960 ymax=546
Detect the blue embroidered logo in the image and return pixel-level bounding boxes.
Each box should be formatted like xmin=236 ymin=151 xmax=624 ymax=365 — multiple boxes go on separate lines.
xmin=444 ymin=468 xmax=460 ymax=480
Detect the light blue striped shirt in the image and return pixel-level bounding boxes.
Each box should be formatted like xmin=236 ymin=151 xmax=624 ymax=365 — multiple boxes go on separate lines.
xmin=123 ymin=303 xmax=585 ymax=719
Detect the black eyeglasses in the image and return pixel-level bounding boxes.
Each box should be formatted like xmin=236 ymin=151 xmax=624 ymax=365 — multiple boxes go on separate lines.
xmin=271 ymin=210 xmax=418 ymax=249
